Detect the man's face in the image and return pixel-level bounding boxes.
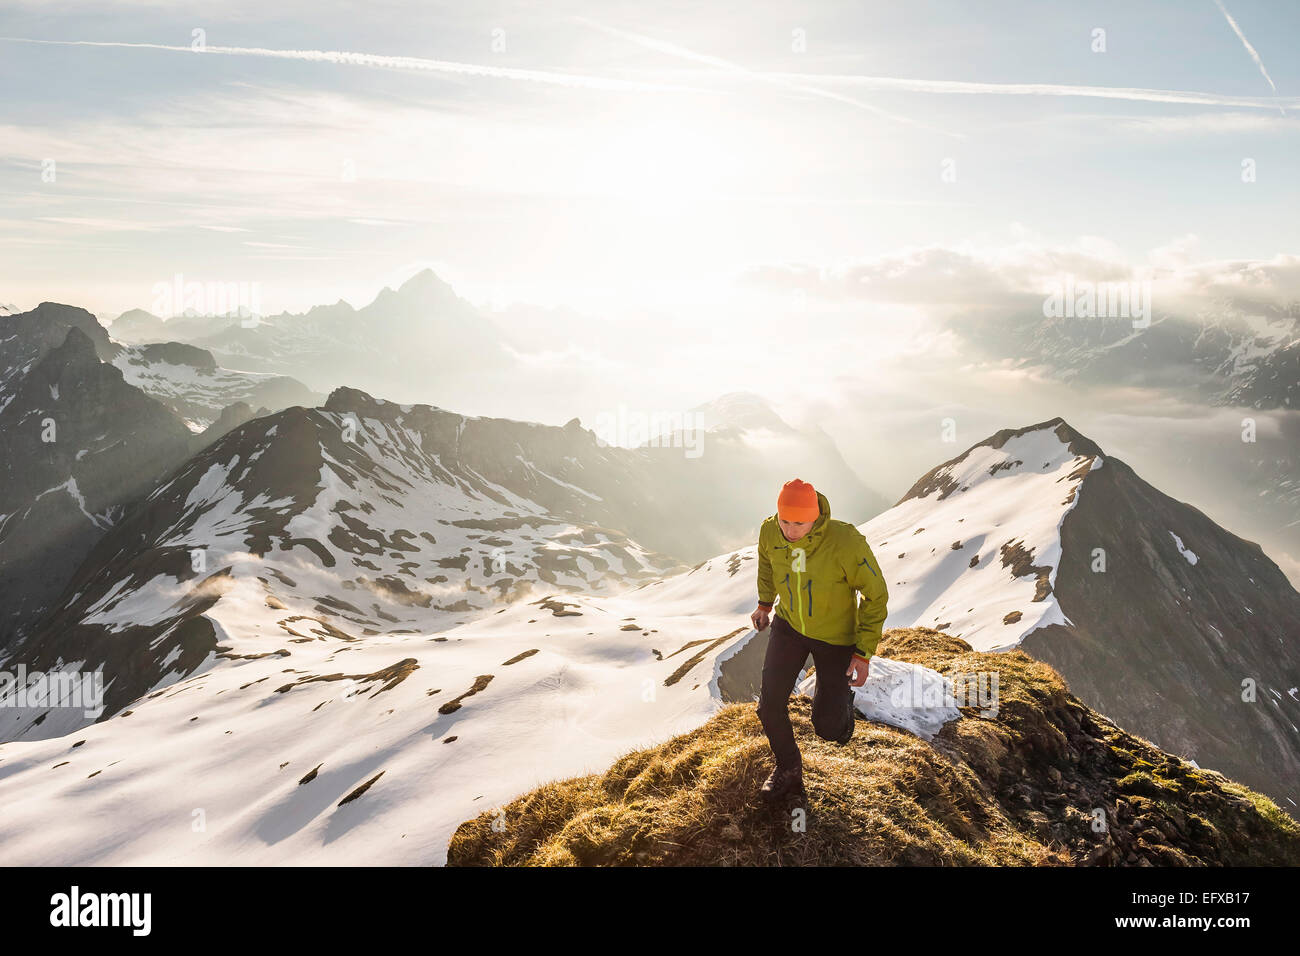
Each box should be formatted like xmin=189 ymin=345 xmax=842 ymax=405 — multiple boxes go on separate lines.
xmin=779 ymin=517 xmax=814 ymax=542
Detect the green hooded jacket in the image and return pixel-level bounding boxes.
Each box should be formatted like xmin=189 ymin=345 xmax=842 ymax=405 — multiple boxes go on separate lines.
xmin=756 ymin=490 xmax=889 ymax=659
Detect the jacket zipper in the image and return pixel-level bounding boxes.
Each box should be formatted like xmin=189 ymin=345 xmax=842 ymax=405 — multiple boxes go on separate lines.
xmin=794 ymin=565 xmax=805 ymax=632
xmin=783 ymin=507 xmax=822 ymax=635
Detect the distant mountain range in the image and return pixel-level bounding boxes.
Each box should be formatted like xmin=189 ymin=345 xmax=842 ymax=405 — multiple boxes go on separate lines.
xmin=100 ymin=273 xmax=891 ymax=533
xmin=103 ymin=273 xmax=1299 ymax=582
xmin=106 ymin=270 xmax=513 ymax=408
xmin=956 ymin=305 xmax=1300 ymax=410
xmin=110 ymin=341 xmax=322 ymax=431
xmin=0 ymin=299 xmax=876 ymax=658
xmin=3 ymin=302 xmax=318 ymax=429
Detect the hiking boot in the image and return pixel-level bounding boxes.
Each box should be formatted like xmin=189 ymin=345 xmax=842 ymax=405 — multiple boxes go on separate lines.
xmin=759 ymin=764 xmax=804 ymax=802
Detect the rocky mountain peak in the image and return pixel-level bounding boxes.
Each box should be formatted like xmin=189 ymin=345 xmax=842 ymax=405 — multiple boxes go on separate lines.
xmin=897 ymin=417 xmax=1103 ymax=506
xmin=689 ymin=390 xmax=792 ymax=433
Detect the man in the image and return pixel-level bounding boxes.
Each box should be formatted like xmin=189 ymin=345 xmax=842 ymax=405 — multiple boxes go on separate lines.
xmin=750 ymin=478 xmax=889 ymax=802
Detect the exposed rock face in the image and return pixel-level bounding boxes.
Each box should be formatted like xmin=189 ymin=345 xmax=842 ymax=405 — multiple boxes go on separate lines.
xmin=1024 ymin=445 xmax=1300 ymax=812
xmin=881 ymin=416 xmax=1300 ymax=809
xmin=111 ymin=340 xmax=319 ymax=430
xmin=0 ymin=326 xmax=193 ymax=644
xmin=2 ymin=385 xmax=691 ymax=726
xmin=0 ymin=302 xmax=120 ymax=412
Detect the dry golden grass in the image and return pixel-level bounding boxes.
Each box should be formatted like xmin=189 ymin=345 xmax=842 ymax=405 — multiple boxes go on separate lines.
xmin=447 ymin=627 xmax=1300 ymax=866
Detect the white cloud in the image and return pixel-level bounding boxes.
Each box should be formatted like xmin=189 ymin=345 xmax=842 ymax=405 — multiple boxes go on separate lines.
xmin=739 ymin=235 xmax=1137 ymax=305
xmin=501 ymin=343 xmax=619 ymax=371
xmin=738 ymin=236 xmax=1300 ymax=350
xmin=1148 ymin=235 xmax=1201 ymax=271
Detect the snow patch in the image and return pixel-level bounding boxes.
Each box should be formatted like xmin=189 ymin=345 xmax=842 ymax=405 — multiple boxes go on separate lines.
xmin=866 ymin=426 xmax=1096 ymax=651
xmin=798 ymin=656 xmax=961 ymax=741
xmin=1169 ymin=531 xmax=1199 ymax=565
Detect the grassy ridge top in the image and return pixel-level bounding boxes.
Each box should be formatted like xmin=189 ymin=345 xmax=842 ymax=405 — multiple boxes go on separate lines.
xmin=447 ymin=627 xmax=1300 ymax=866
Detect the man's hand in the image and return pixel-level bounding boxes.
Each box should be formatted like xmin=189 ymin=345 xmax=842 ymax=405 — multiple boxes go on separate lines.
xmin=846 ymin=654 xmax=870 ymax=686
xmin=751 ymin=605 xmax=771 ymax=630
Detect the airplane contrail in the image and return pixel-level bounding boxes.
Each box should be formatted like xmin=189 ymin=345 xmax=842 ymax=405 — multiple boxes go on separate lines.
xmin=0 ymin=36 xmax=702 ymax=93
xmin=753 ymin=71 xmax=1298 ymax=110
xmin=572 ymin=16 xmax=962 ymax=139
xmin=1212 ymin=0 xmax=1284 ymax=114
xmin=5 ymin=33 xmax=1295 ymax=114
xmin=572 ymin=17 xmax=1297 ymax=119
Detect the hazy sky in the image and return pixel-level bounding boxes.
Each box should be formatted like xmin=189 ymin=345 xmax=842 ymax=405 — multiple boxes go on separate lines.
xmin=2 ymin=0 xmax=1297 ymax=321
xmin=2 ymin=1 xmax=1298 ymax=580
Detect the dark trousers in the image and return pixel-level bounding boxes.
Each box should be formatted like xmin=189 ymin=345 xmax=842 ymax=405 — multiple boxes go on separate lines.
xmin=756 ymin=612 xmax=857 ymax=769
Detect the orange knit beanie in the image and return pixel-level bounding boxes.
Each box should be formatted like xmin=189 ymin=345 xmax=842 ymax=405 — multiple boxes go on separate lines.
xmin=777 ymin=479 xmax=819 ymax=522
